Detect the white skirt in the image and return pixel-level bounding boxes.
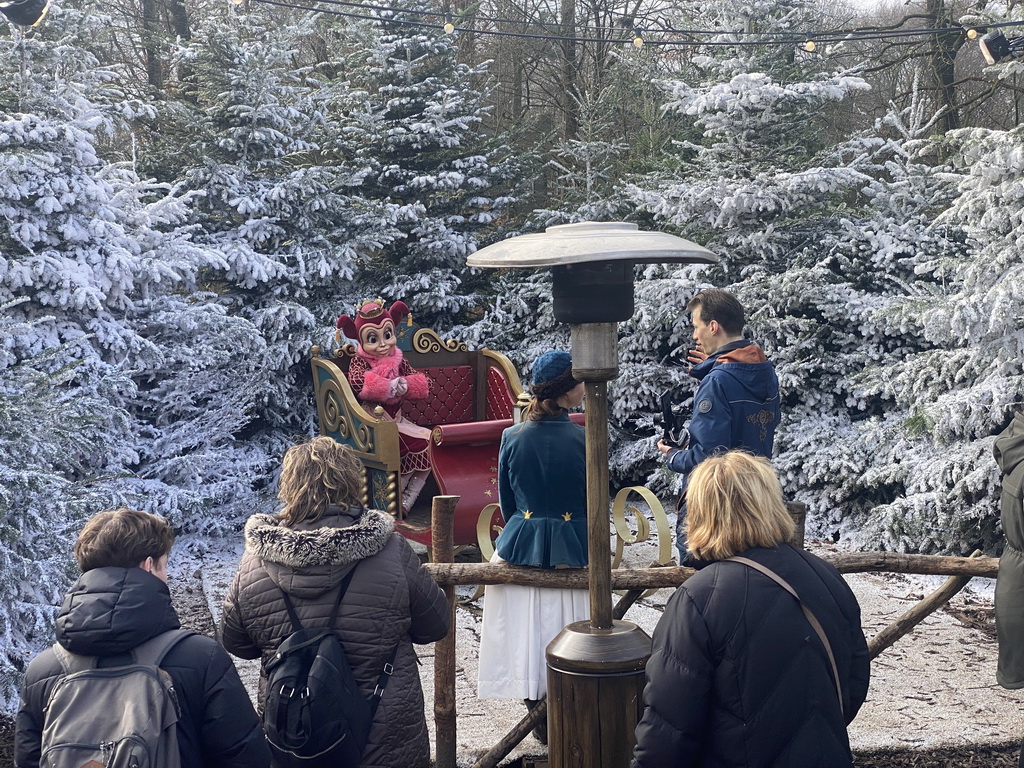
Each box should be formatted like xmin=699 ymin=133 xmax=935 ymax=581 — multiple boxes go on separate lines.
xmin=477 ymin=553 xmax=590 ymax=700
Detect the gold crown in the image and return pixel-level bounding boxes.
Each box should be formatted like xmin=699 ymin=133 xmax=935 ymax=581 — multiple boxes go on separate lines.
xmin=357 ymin=298 xmax=386 ymax=320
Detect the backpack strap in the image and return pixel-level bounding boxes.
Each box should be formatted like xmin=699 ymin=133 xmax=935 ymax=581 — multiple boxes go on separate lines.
xmin=52 ymin=644 xmax=97 ymax=676
xmin=276 ymin=562 xmax=398 ymax=718
xmin=369 ymin=644 xmax=399 ymax=718
xmin=279 ymin=564 xmax=358 ymax=633
xmin=53 ymin=629 xmax=195 ymax=673
xmin=131 ymin=629 xmax=196 ymax=667
xmin=727 ymin=556 xmax=844 ymax=716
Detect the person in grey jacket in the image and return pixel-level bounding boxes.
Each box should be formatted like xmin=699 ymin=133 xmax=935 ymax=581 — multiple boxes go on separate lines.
xmin=220 ymin=436 xmax=450 ymax=768
xmin=632 ymin=451 xmax=869 ymax=768
xmin=994 ymin=411 xmax=1024 ymax=767
xmin=15 ymin=508 xmax=270 ymax=768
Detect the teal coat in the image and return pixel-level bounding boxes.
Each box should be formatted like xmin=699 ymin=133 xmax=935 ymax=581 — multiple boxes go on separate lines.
xmin=995 ymin=412 xmax=1024 ymax=688
xmin=495 ymin=412 xmax=588 ymax=569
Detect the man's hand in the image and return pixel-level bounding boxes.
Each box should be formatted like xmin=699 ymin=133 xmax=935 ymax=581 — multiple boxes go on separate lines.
xmin=657 ymin=439 xmax=675 ymax=457
xmin=687 ymin=342 xmax=708 ymax=366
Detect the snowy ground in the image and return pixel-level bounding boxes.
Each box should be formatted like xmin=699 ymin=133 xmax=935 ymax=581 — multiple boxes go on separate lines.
xmin=172 ymin=511 xmax=1024 ymax=767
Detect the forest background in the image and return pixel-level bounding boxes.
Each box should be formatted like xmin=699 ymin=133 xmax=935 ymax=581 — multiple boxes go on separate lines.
xmin=2 ymin=0 xmax=1023 ymax=711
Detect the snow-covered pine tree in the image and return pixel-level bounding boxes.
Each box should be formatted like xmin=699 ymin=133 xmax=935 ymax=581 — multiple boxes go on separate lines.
xmin=171 ymin=9 xmax=409 ymax=442
xmin=0 ymin=10 xmax=253 ymax=703
xmin=831 ymin=116 xmax=1024 ymax=553
xmin=0 ymin=15 xmax=239 ymax=520
xmin=611 ymin=0 xmax=875 ymax=500
xmin=334 ymin=6 xmax=518 ymax=329
xmin=0 ymin=308 xmax=139 ymax=710
xmin=753 ymin=92 xmax=974 ymax=552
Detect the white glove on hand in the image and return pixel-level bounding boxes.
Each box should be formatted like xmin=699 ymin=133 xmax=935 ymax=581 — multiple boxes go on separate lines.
xmin=388 ymin=377 xmax=409 ymax=398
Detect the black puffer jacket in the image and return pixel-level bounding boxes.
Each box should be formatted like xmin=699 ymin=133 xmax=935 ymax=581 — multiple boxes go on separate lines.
xmin=220 ymin=506 xmax=450 ymax=768
xmin=632 ymin=544 xmax=870 ymax=768
xmin=15 ymin=567 xmax=270 ymax=768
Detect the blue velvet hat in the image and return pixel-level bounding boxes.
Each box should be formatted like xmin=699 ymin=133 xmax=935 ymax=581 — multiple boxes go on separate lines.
xmin=530 ymin=350 xmax=576 ymax=400
xmin=532 ymin=350 xmax=572 ymax=386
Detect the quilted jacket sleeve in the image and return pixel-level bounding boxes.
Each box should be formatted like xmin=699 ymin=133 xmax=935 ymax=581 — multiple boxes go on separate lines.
xmin=220 ymin=558 xmax=262 ymax=661
xmin=847 ymin=625 xmax=870 ymax=724
xmin=838 ymin=579 xmax=870 ymax=724
xmin=13 ymin=649 xmax=60 ymax=768
xmin=397 ymin=535 xmax=450 ymax=644
xmin=632 ymin=587 xmax=713 ymax=768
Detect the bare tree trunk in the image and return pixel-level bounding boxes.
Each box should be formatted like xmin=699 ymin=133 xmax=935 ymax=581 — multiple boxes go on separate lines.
xmin=168 ymin=0 xmax=189 ymax=41
xmin=142 ymin=0 xmax=163 ymax=91
xmin=926 ymin=0 xmax=961 ymax=132
xmin=560 ymin=0 xmax=578 ymax=139
xmin=494 ymin=1 xmax=522 ymax=128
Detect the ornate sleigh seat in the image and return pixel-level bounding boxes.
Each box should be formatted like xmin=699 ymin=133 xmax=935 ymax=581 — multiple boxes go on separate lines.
xmin=311 ymin=316 xmax=533 ymax=547
xmin=311 ymin=316 xmax=673 ymax=572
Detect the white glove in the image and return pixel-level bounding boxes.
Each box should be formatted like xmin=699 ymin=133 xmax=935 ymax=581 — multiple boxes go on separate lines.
xmin=388 ymin=377 xmax=409 ymax=398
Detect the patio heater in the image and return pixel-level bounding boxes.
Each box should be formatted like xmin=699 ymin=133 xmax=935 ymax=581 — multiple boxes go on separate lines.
xmin=467 ymin=221 xmax=717 ymax=767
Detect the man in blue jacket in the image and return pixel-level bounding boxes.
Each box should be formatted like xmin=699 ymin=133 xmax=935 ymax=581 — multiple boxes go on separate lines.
xmin=657 ymin=288 xmax=780 ymax=561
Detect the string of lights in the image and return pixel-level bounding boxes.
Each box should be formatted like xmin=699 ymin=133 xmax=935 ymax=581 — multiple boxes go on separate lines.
xmin=287 ymin=0 xmax=973 ymax=41
xmin=245 ymin=0 xmax=1023 ymax=53
xmin=249 ymin=0 xmax=1024 ymax=45
xmin=245 ymin=0 xmax=1024 ymax=55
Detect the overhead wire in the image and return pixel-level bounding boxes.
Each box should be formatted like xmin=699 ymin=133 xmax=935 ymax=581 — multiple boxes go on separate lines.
xmin=244 ymin=0 xmax=1024 ymax=49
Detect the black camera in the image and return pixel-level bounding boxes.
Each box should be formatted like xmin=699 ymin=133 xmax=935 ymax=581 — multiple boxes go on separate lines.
xmin=659 ymin=390 xmax=689 ymax=448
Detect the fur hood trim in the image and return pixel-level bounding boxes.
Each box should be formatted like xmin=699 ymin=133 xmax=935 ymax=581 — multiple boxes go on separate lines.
xmin=244 ymin=508 xmax=395 ymax=568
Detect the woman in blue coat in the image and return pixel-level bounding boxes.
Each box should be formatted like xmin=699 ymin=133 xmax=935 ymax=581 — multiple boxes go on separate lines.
xmin=477 ymin=350 xmax=589 ymax=743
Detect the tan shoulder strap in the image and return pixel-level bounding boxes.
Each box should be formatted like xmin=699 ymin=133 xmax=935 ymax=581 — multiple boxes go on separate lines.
xmin=727 ymin=556 xmax=844 ymax=716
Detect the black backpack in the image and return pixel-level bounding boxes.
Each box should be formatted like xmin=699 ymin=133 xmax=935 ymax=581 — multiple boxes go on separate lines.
xmin=263 ymin=566 xmax=397 ymax=768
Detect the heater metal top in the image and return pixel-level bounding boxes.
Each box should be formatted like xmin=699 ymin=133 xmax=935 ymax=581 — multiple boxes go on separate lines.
xmin=467 ymin=221 xmax=718 ymax=268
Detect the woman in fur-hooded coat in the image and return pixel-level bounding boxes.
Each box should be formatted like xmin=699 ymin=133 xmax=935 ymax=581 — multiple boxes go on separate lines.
xmin=220 ymin=438 xmax=450 ymax=768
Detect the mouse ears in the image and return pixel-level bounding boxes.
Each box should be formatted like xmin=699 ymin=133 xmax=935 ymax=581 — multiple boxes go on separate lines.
xmin=336 ymin=299 xmax=411 ymax=343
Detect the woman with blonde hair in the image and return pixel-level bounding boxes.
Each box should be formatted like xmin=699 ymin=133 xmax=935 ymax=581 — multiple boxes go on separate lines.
xmin=632 ymin=451 xmax=870 ymax=768
xmin=221 ymin=436 xmax=450 ymax=768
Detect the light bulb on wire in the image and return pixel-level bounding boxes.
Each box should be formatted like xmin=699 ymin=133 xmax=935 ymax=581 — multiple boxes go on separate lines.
xmin=632 ymin=28 xmax=644 ymax=48
xmin=443 ymin=14 xmax=454 ymax=34
xmin=802 ymin=40 xmax=816 ymax=52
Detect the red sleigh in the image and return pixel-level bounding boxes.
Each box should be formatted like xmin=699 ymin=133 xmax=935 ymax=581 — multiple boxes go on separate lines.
xmin=311 ymin=316 xmax=675 ymax=576
xmin=311 ymin=316 xmax=585 ymax=548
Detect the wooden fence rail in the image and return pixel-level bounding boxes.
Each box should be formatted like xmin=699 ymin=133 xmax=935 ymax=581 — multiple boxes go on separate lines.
xmin=426 ymin=544 xmax=1000 ymax=768
xmin=422 ymin=551 xmax=998 ymax=589
xmin=427 ymin=548 xmax=999 ymax=768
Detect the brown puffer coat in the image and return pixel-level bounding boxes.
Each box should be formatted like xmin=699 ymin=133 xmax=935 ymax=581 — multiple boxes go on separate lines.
xmin=220 ymin=505 xmax=450 ymax=768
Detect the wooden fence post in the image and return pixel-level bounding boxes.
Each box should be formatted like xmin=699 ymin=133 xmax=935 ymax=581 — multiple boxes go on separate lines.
xmin=432 ymin=495 xmax=460 ymax=768
xmin=868 ymin=550 xmax=983 ymax=659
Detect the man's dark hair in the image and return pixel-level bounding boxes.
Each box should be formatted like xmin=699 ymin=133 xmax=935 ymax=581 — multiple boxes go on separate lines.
xmin=73 ymin=508 xmax=175 ymax=572
xmin=687 ymin=289 xmax=745 ymax=336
